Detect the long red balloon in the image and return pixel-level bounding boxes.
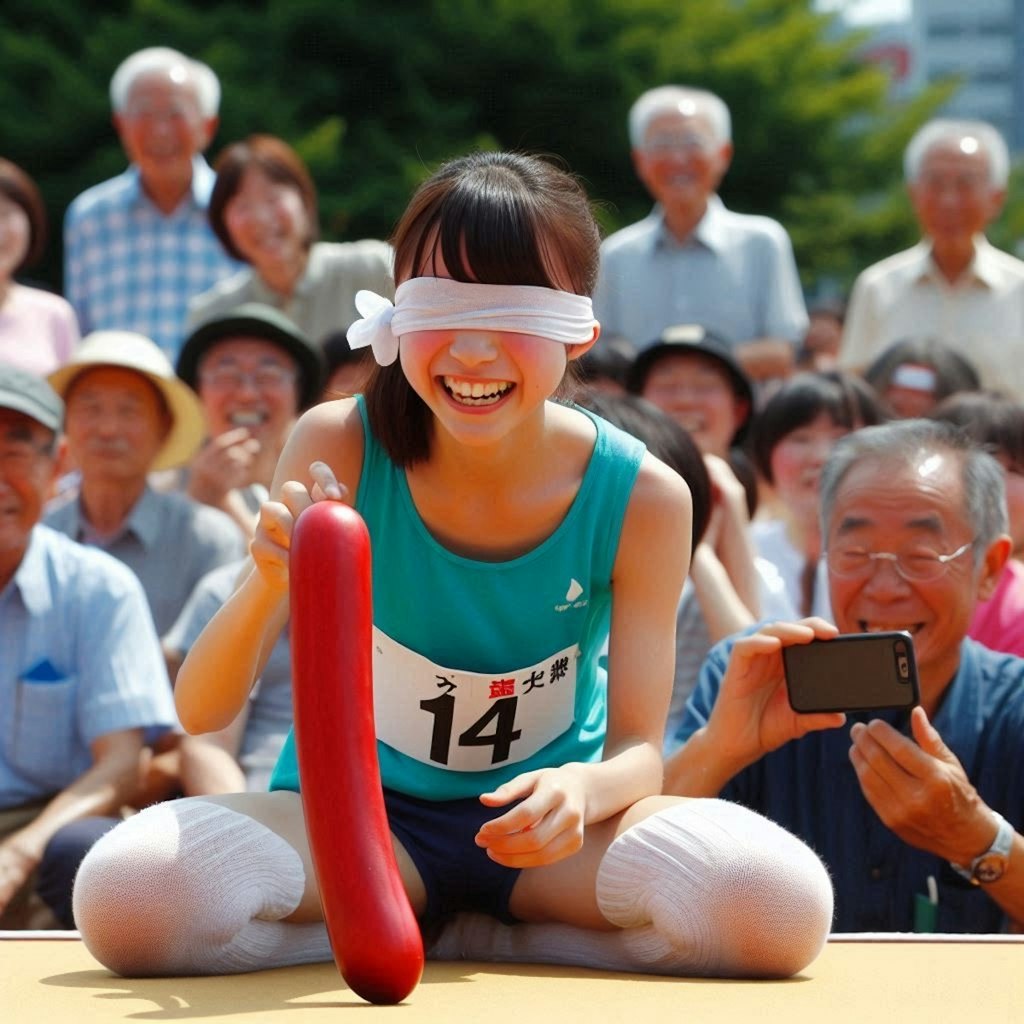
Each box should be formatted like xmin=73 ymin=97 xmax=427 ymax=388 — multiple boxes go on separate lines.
xmin=290 ymin=500 xmax=424 ymax=1004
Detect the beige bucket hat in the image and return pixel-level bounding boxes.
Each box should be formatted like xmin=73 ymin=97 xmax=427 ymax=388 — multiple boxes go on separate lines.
xmin=48 ymin=331 xmax=207 ymax=471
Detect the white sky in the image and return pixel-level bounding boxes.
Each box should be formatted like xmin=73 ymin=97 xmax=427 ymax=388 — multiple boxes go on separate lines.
xmin=817 ymin=0 xmax=912 ymax=23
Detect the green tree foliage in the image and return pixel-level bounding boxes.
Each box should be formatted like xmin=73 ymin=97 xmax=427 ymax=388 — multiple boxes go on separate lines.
xmin=0 ymin=0 xmax=965 ymax=296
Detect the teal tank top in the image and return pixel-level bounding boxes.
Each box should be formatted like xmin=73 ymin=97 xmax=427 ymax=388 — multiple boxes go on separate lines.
xmin=270 ymin=395 xmax=646 ymax=800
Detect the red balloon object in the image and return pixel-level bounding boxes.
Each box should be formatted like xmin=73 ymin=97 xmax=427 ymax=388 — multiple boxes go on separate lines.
xmin=290 ymin=500 xmax=424 ymax=1004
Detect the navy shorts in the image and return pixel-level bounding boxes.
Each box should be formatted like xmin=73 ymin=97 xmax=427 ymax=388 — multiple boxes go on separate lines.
xmin=384 ymin=788 xmax=522 ymax=924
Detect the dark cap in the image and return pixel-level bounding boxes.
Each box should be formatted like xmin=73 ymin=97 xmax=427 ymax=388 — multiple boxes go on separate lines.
xmin=626 ymin=324 xmax=754 ymax=442
xmin=0 ymin=364 xmax=63 ymax=432
xmin=177 ymin=303 xmax=326 ymax=409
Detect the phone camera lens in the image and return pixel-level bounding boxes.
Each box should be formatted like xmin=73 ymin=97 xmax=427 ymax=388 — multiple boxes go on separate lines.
xmin=897 ymin=655 xmax=909 ymax=678
xmin=895 ymin=640 xmax=907 ymax=655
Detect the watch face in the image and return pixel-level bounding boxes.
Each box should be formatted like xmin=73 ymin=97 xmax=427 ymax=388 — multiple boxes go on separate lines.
xmin=975 ymin=854 xmax=1008 ymax=884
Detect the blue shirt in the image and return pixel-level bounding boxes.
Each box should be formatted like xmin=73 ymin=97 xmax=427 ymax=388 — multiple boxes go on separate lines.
xmin=676 ymin=633 xmax=1024 ymax=933
xmin=63 ymin=157 xmax=240 ymax=360
xmin=0 ymin=525 xmax=178 ymax=807
xmin=594 ymin=196 xmax=808 ymax=350
xmin=45 ymin=485 xmax=245 ymax=636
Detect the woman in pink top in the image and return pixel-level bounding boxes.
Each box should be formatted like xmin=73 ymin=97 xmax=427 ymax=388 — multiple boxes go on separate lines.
xmin=931 ymin=390 xmax=1024 ymax=657
xmin=0 ymin=159 xmax=79 ymax=375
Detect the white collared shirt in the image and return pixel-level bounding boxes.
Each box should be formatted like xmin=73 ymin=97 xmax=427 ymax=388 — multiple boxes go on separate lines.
xmin=839 ymin=237 xmax=1024 ymax=399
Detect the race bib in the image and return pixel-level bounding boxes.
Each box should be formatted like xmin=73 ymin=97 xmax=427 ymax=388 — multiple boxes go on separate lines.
xmin=372 ymin=626 xmax=578 ymax=772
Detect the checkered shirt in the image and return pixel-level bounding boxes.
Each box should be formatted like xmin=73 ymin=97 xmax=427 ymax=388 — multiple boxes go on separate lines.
xmin=63 ymin=157 xmax=240 ymax=362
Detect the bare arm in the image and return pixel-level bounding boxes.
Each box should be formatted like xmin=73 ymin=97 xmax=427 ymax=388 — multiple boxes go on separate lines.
xmin=175 ymin=399 xmax=364 ymax=734
xmin=734 ymin=338 xmax=796 ymax=382
xmin=0 ymin=729 xmax=144 ymax=913
xmin=478 ymin=454 xmax=693 ymax=865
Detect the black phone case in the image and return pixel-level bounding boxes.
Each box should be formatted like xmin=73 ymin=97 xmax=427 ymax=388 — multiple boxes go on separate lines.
xmin=782 ymin=632 xmax=920 ymax=714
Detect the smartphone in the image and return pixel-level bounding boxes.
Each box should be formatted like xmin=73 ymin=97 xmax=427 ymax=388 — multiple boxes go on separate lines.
xmin=782 ymin=631 xmax=920 ymax=714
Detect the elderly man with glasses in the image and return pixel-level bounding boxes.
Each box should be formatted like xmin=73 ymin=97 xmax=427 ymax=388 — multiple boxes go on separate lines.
xmin=664 ymin=418 xmax=1024 ymax=934
xmin=0 ymin=367 xmax=176 ymax=928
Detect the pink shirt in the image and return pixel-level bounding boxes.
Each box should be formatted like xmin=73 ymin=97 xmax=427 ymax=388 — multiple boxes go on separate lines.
xmin=969 ymin=557 xmax=1024 ymax=658
xmin=0 ymin=283 xmax=80 ymax=375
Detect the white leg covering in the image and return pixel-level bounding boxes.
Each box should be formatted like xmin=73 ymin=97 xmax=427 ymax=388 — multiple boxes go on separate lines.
xmin=73 ymin=799 xmax=332 ymax=977
xmin=428 ymin=799 xmax=833 ymax=978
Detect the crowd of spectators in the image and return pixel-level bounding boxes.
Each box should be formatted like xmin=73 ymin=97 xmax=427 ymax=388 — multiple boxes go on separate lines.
xmin=2 ymin=49 xmax=1023 ymax=941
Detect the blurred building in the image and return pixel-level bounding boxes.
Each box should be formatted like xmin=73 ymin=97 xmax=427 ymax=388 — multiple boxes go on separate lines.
xmin=910 ymin=1 xmax=1024 ymax=150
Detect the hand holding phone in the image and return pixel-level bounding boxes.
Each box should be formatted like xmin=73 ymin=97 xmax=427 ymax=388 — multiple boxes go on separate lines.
xmin=783 ymin=631 xmax=920 ymax=714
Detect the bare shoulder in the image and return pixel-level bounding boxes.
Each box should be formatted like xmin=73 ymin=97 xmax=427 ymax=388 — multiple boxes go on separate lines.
xmin=272 ymin=397 xmax=366 ymax=498
xmin=630 ymin=450 xmax=693 ymax=520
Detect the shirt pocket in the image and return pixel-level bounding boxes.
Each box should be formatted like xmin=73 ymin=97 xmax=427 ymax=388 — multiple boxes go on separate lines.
xmin=11 ymin=675 xmax=78 ymax=791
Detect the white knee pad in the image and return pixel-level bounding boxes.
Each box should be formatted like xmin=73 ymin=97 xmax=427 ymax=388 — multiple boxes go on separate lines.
xmin=73 ymin=799 xmax=331 ymax=976
xmin=597 ymin=799 xmax=834 ymax=977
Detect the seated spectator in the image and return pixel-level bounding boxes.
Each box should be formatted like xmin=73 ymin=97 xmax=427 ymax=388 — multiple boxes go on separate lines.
xmin=863 ymin=336 xmax=981 ymax=419
xmin=188 ymin=134 xmax=394 ymax=345
xmin=319 ymin=329 xmax=373 ymax=401
xmin=627 ymin=324 xmax=753 ymax=460
xmin=0 ymin=367 xmax=176 ymax=928
xmin=63 ymin=47 xmax=239 ymax=361
xmin=627 ymin=324 xmax=778 ymax=633
xmin=750 ymin=372 xmax=885 ymax=619
xmin=172 ymin=303 xmax=324 ymax=539
xmin=45 ymin=331 xmax=244 ymax=637
xmin=0 ymin=159 xmax=79 ymax=375
xmin=931 ymin=390 xmax=1024 ymax=657
xmin=578 ymin=391 xmax=756 ymax=745
xmin=665 ymin=419 xmax=1024 ymax=933
xmin=164 ymin=558 xmax=293 ymax=794
xmin=577 ymin=333 xmax=636 ymax=396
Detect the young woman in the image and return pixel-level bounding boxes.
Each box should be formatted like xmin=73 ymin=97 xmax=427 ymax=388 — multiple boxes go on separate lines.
xmin=74 ymin=152 xmax=831 ymax=980
xmin=750 ymin=372 xmax=885 ymax=620
xmin=0 ymin=159 xmax=79 ymax=374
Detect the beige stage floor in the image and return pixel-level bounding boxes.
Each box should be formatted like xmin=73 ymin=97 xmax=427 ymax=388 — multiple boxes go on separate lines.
xmin=1 ymin=934 xmax=1021 ymax=1023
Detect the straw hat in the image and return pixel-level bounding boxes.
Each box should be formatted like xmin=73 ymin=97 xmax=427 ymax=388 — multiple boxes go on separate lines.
xmin=48 ymin=331 xmax=207 ymax=471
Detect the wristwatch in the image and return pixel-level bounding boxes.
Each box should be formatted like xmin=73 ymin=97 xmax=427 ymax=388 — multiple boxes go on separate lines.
xmin=950 ymin=813 xmax=1014 ymax=885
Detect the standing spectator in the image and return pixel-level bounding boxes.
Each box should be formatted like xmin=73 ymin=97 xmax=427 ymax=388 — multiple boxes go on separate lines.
xmin=594 ymin=85 xmax=807 ymax=384
xmin=839 ymin=119 xmax=1024 ymax=399
xmin=63 ymin=47 xmax=239 ymax=361
xmin=187 ymin=135 xmax=393 ymax=346
xmin=0 ymin=159 xmax=79 ymax=375
xmin=0 ymin=366 xmax=176 ymax=928
xmin=44 ymin=331 xmax=244 ymax=637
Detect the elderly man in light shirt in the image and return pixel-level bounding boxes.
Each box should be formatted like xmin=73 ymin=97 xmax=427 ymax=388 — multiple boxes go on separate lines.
xmin=594 ymin=85 xmax=807 ymax=384
xmin=839 ymin=118 xmax=1024 ymax=400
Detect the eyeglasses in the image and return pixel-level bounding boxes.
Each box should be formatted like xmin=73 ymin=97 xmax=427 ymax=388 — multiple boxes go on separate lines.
xmin=826 ymin=540 xmax=974 ymax=583
xmin=199 ymin=365 xmax=297 ymax=390
xmin=0 ymin=441 xmax=54 ymax=479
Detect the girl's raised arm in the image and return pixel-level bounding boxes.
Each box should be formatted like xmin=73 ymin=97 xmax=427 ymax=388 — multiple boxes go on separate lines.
xmin=175 ymin=399 xmax=364 ymax=734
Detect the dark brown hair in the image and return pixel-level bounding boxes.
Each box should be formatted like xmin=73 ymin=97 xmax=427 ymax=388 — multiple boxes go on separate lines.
xmin=751 ymin=371 xmax=886 ymax=484
xmin=207 ymin=135 xmax=318 ymax=262
xmin=930 ymin=389 xmax=1024 ymax=473
xmin=366 ymin=151 xmax=600 ymax=466
xmin=0 ymin=158 xmax=47 ymax=271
